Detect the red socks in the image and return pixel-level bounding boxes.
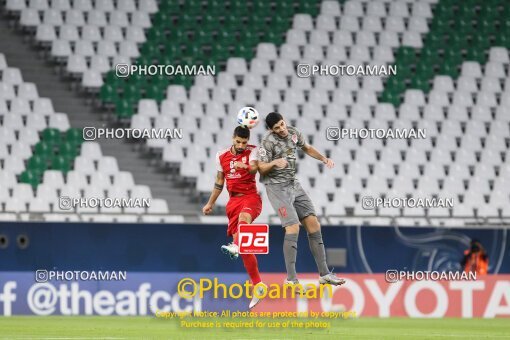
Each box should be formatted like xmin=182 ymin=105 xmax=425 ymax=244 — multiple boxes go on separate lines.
xmin=241 ymin=253 xmax=261 ymax=285
xmin=233 ymin=220 xmax=248 ymax=245
xmin=235 ymin=220 xmax=262 ymax=285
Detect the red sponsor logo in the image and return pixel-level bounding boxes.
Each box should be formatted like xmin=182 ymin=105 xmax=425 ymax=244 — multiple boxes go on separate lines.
xmin=278 ymin=207 xmax=287 ymax=218
xmin=253 ymin=274 xmax=510 ymax=318
xmin=238 ymin=224 xmax=269 ymax=254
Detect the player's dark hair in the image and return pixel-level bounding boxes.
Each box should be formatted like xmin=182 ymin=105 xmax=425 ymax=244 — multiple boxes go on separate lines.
xmin=265 ymin=112 xmax=284 ymax=129
xmin=233 ymin=126 xmax=250 ymax=139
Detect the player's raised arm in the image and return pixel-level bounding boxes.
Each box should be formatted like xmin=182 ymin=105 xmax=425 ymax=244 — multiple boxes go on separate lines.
xmin=248 ymin=160 xmax=258 ymax=174
xmin=256 ymin=142 xmax=287 ymax=175
xmin=290 ymin=126 xmax=334 ymax=169
xmin=258 ymin=159 xmax=288 ymax=175
xmin=302 ymin=144 xmax=335 ymax=169
xmin=247 ymin=146 xmax=261 ymax=174
xmin=202 ymin=170 xmax=225 ymax=215
xmin=203 ymin=150 xmax=226 ymax=215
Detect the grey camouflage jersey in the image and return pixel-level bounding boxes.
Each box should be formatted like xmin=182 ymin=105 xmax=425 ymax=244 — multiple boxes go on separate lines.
xmin=257 ymin=126 xmax=306 ymax=184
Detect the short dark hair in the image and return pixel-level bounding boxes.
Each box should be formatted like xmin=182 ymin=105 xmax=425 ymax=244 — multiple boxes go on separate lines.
xmin=265 ymin=112 xmax=284 ymax=129
xmin=233 ymin=126 xmax=250 ymax=139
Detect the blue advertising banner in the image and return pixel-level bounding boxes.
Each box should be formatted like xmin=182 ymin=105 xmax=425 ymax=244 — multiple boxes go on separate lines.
xmin=0 ymin=272 xmax=249 ymax=316
xmin=0 ymin=223 xmax=508 ymax=273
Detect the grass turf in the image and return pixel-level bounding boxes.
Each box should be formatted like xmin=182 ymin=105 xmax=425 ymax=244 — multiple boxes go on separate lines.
xmin=1 ymin=317 xmax=509 ymax=339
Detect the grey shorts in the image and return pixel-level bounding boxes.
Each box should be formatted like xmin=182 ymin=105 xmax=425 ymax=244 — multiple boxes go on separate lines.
xmin=265 ymin=180 xmax=316 ymax=227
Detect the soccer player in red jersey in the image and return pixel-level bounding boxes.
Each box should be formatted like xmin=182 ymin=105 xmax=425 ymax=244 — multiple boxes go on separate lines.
xmin=202 ymin=126 xmax=266 ymax=309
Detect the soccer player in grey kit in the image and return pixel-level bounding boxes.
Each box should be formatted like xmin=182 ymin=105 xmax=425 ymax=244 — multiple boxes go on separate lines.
xmin=257 ymin=112 xmax=345 ymax=286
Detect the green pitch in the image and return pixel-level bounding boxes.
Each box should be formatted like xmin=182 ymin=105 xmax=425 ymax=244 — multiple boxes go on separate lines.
xmin=2 ymin=317 xmax=509 ymax=339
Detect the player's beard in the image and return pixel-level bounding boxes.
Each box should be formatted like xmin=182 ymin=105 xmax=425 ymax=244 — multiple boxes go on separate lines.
xmin=233 ymin=146 xmax=245 ymax=154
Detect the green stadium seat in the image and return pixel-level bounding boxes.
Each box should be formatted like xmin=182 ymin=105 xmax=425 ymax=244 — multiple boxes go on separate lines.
xmin=116 ymin=99 xmax=134 ymax=118
xmin=411 ymin=78 xmax=431 ymax=92
xmin=380 ymin=92 xmax=401 ymax=107
xmin=297 ymin=1 xmax=319 ymax=16
xmin=449 ymin=33 xmax=470 ymax=50
xmin=151 ymin=12 xmax=170 ymax=27
xmin=28 ymin=155 xmax=48 ymax=173
xmin=210 ymin=45 xmax=231 ymax=62
xmin=392 ymin=63 xmax=412 ymax=79
xmin=202 ymin=15 xmax=220 ymax=31
xmin=103 ymin=71 xmax=123 ymax=88
xmin=147 ymin=28 xmax=163 ymax=44
xmin=59 ymin=142 xmax=79 ymax=159
xmin=145 ymin=84 xmax=165 ymax=102
xmin=253 ymin=2 xmax=274 ymax=16
xmin=264 ymin=31 xmax=285 ymax=45
xmin=275 ymin=2 xmax=295 ymax=17
xmin=66 ymin=128 xmax=84 ymax=145
xmin=204 ymin=4 xmax=225 ymax=17
xmin=455 ymin=19 xmax=476 ymax=35
xmin=395 ymin=47 xmax=417 ymax=64
xmin=195 ymin=32 xmax=215 ymax=48
xmin=51 ymin=155 xmax=71 ymax=173
xmin=416 ymin=63 xmax=435 ymax=80
xmin=433 ymin=9 xmax=455 ymax=24
xmin=458 ymin=6 xmax=476 ymax=20
xmin=239 ymin=31 xmax=260 ymax=47
xmin=235 ymin=45 xmax=254 ymax=60
xmin=162 ymin=44 xmax=181 ymax=60
xmin=439 ymin=63 xmax=460 ymax=78
xmin=173 ymin=75 xmax=193 ymax=89
xmin=34 ymin=141 xmax=54 ymax=158
xmin=466 ymin=48 xmax=487 ymax=64
xmin=148 ymin=74 xmax=169 ymax=88
xmin=423 ymin=33 xmax=445 ymax=51
xmin=420 ymin=53 xmax=442 ymax=68
xmin=264 ymin=17 xmax=289 ymax=37
xmin=19 ymin=170 xmax=40 ymax=188
xmin=42 ymin=128 xmax=62 ymax=145
xmin=136 ymin=55 xmax=153 ymax=67
xmin=495 ymin=34 xmax=510 ymax=48
xmin=140 ymin=43 xmax=160 ymax=59
xmin=182 ymin=1 xmax=202 ymax=15
xmin=480 ymin=6 xmax=497 ymax=20
xmin=123 ymin=83 xmax=142 ymax=103
xmin=178 ymin=15 xmax=198 ymax=31
xmin=99 ymin=84 xmax=117 ymax=104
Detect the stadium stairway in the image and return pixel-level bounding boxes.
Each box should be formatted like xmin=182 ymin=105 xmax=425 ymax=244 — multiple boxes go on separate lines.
xmin=0 ymin=14 xmax=201 ymax=217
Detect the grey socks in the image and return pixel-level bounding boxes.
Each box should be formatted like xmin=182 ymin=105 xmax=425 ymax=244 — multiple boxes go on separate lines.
xmin=307 ymin=231 xmax=329 ymax=277
xmin=283 ymin=233 xmax=299 ymax=281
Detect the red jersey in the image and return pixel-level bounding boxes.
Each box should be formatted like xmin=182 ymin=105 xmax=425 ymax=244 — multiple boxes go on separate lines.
xmin=216 ymin=145 xmax=258 ymax=195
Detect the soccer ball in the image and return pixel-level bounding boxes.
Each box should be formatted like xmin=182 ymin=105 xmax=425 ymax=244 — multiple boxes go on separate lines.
xmin=237 ymin=107 xmax=260 ymax=129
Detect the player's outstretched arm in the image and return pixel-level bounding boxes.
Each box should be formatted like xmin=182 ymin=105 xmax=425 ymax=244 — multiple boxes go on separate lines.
xmin=302 ymin=144 xmax=335 ymax=169
xmin=202 ymin=171 xmax=225 ymax=215
xmin=246 ymin=160 xmax=258 ymax=174
xmin=258 ymin=159 xmax=288 ymax=175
